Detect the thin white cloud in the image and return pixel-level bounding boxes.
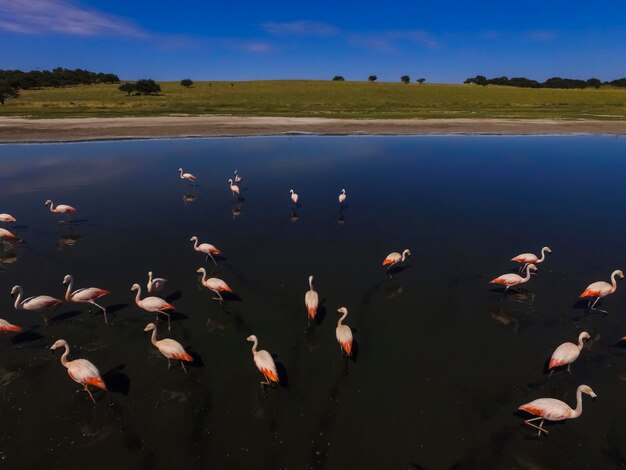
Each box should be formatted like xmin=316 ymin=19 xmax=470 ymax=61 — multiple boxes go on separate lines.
xmin=349 ymin=30 xmax=439 ymax=51
xmin=0 ymin=0 xmax=146 ymax=37
xmin=526 ymin=30 xmax=555 ymax=42
xmin=262 ymin=20 xmax=339 ymax=37
xmin=224 ymin=39 xmax=273 ymax=53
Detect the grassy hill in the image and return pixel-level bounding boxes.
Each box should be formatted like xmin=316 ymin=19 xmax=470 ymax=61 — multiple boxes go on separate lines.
xmin=2 ymin=80 xmax=626 ymax=119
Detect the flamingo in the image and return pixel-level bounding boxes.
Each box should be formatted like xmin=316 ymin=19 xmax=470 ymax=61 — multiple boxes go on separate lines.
xmin=234 ymin=170 xmax=243 ymax=184
xmin=63 ymin=274 xmax=109 ymax=324
xmin=44 ymin=200 xmax=76 ymax=219
xmin=178 ymin=168 xmax=196 ymax=185
xmin=197 ymin=267 xmax=233 ymax=301
xmin=190 ymin=235 xmax=221 ymax=265
xmin=336 ymin=307 xmax=353 ymax=356
xmin=227 ymin=178 xmax=240 ymax=198
xmin=143 ymin=323 xmax=193 ymax=373
xmin=289 ymin=189 xmax=299 ymax=205
xmin=518 ymin=384 xmax=597 ymax=436
xmin=0 ymin=213 xmax=16 ymax=225
xmin=511 ymin=246 xmax=552 ymax=272
xmin=0 ymin=318 xmax=22 ymax=333
xmin=131 ymin=283 xmax=175 ymax=331
xmin=246 ymin=335 xmax=279 ymax=388
xmin=0 ymin=228 xmax=18 ymax=240
xmin=580 ymin=269 xmax=623 ymax=310
xmin=490 ymin=264 xmax=538 ymax=292
xmin=305 ymin=275 xmax=319 ymax=321
xmin=383 ymin=249 xmax=411 ymax=277
xmin=548 ymin=332 xmax=590 ymax=374
xmin=50 ymin=339 xmax=106 ymax=404
xmin=11 ymin=285 xmax=63 ymax=324
xmin=147 ymin=271 xmax=168 ymax=294
xmin=338 ymin=189 xmax=347 ymax=205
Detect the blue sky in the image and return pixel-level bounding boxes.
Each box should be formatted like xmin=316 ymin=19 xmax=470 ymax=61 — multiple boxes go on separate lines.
xmin=1 ymin=0 xmax=626 ymax=82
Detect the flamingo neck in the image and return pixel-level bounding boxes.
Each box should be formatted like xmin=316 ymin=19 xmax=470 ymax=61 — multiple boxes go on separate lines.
xmin=60 ymin=342 xmax=70 ymax=368
xmin=250 ymin=338 xmax=258 ymax=355
xmin=338 ymin=310 xmax=348 ymax=326
xmin=522 ymin=265 xmax=533 ymax=282
xmin=150 ymin=328 xmax=159 ymax=347
xmin=134 ymin=286 xmax=142 ymax=305
xmin=309 ymin=277 xmax=313 ymax=290
xmin=571 ymin=387 xmax=584 ymax=418
xmin=64 ymin=277 xmax=74 ymax=301
xmin=199 ymin=270 xmax=207 ymax=284
xmin=179 ymin=169 xmax=184 ymax=178
xmin=192 ymin=238 xmax=199 ymax=250
xmin=610 ymin=271 xmax=619 ymax=290
xmin=13 ymin=287 xmax=22 ymax=309
xmin=537 ymin=248 xmax=547 ymax=263
xmin=48 ymin=202 xmax=55 ymax=212
xmin=577 ymin=335 xmax=585 ymax=350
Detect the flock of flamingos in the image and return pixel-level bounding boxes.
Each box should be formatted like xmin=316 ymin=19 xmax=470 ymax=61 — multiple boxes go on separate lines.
xmin=0 ymin=167 xmax=624 ymax=438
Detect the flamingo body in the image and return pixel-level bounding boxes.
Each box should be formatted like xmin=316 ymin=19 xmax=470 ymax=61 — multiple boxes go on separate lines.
xmin=336 ymin=307 xmax=353 ymax=356
xmin=45 ymin=200 xmax=76 ymax=214
xmin=147 ymin=271 xmax=168 ymax=294
xmin=228 ymin=179 xmax=240 ymax=196
xmin=305 ymin=275 xmax=318 ymax=320
xmin=197 ymin=268 xmax=233 ymax=300
xmin=338 ymin=189 xmax=347 ymax=204
xmin=0 ymin=214 xmax=16 ymax=223
xmin=490 ymin=264 xmax=537 ymax=289
xmin=51 ymin=339 xmax=106 ymax=403
xmin=383 ymin=249 xmax=411 ymax=267
xmin=0 ymin=228 xmax=17 ymax=239
xmin=178 ymin=168 xmax=196 ymax=183
xmin=0 ymin=318 xmax=22 ymax=332
xmin=549 ymin=332 xmax=589 ymax=370
xmin=290 ymin=189 xmax=299 ymax=205
xmin=579 ymin=270 xmax=623 ymax=309
xmin=190 ymin=236 xmax=221 ymax=264
xmin=247 ymin=335 xmax=279 ymax=385
xmin=511 ymin=246 xmax=552 ymax=267
xmin=131 ymin=284 xmax=175 ymax=330
xmin=144 ymin=323 xmax=192 ymax=372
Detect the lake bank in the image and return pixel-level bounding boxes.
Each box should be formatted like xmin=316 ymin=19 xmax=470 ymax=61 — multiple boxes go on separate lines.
xmin=2 ymin=116 xmax=626 ymax=143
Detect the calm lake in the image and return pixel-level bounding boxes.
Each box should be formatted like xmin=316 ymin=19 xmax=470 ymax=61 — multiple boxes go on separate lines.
xmin=0 ymin=136 xmax=625 ymax=469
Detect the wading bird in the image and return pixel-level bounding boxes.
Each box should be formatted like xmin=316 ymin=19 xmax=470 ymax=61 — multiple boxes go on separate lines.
xmin=290 ymin=189 xmax=299 ymax=205
xmin=11 ymin=285 xmax=63 ymax=324
xmin=549 ymin=332 xmax=590 ymax=374
xmin=336 ymin=307 xmax=353 ymax=357
xmin=383 ymin=249 xmax=411 ymax=276
xmin=147 ymin=271 xmax=168 ymax=294
xmin=63 ymin=274 xmax=109 ymax=324
xmin=580 ymin=269 xmax=623 ymax=310
xmin=246 ymin=334 xmax=279 ymax=389
xmin=44 ymin=200 xmax=76 ymax=219
xmin=0 ymin=213 xmax=16 ymax=225
xmin=234 ymin=170 xmax=242 ymax=184
xmin=227 ymin=178 xmax=240 ymax=198
xmin=490 ymin=264 xmax=537 ymax=292
xmin=518 ymin=384 xmax=597 ymax=436
xmin=338 ymin=189 xmax=347 ymax=205
xmin=190 ymin=235 xmax=221 ymax=265
xmin=511 ymin=246 xmax=552 ymax=271
xmin=178 ymin=168 xmax=196 ymax=185
xmin=305 ymin=275 xmax=318 ymax=322
xmin=0 ymin=228 xmax=17 ymax=240
xmin=131 ymin=284 xmax=175 ymax=331
xmin=50 ymin=339 xmax=106 ymax=404
xmin=0 ymin=318 xmax=22 ymax=333
xmin=143 ymin=323 xmax=193 ymax=373
xmin=197 ymin=267 xmax=233 ymax=301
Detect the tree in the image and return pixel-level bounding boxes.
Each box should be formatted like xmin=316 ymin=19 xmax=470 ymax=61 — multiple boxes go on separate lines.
xmin=586 ymin=78 xmax=602 ymax=89
xmin=135 ymin=79 xmax=161 ymax=95
xmin=368 ymin=75 xmax=377 ymax=83
xmin=400 ymin=75 xmax=410 ymax=84
xmin=417 ymin=78 xmax=426 ymax=84
xmin=0 ymin=81 xmax=19 ymax=104
xmin=118 ymin=82 xmax=136 ymax=96
xmin=332 ymin=76 xmax=345 ymax=81
xmin=181 ymin=79 xmax=193 ymax=88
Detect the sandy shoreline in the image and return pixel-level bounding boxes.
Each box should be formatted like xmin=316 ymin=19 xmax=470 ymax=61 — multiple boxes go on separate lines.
xmin=2 ymin=116 xmax=626 ymax=143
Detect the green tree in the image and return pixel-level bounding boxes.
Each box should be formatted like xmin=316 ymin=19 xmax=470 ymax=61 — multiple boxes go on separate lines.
xmin=118 ymin=82 xmax=136 ymax=96
xmin=368 ymin=75 xmax=377 ymax=83
xmin=332 ymin=76 xmax=345 ymax=81
xmin=181 ymin=79 xmax=194 ymax=88
xmin=0 ymin=81 xmax=19 ymax=104
xmin=135 ymin=79 xmax=161 ymax=95
xmin=400 ymin=75 xmax=410 ymax=84
xmin=586 ymin=78 xmax=602 ymax=89
xmin=417 ymin=78 xmax=426 ymax=84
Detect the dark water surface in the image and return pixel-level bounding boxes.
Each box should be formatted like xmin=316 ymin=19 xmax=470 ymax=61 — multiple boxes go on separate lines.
xmin=0 ymin=136 xmax=625 ymax=469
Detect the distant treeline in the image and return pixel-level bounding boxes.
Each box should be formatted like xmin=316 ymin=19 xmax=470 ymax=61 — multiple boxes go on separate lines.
xmin=464 ymin=75 xmax=626 ymax=89
xmin=0 ymin=68 xmax=119 ymax=90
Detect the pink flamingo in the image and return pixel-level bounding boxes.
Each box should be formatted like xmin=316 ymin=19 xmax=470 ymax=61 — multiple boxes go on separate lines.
xmin=290 ymin=189 xmax=299 ymax=205
xmin=63 ymin=274 xmax=109 ymax=324
xmin=147 ymin=271 xmax=168 ymax=294
xmin=246 ymin=334 xmax=279 ymax=388
xmin=338 ymin=189 xmax=347 ymax=205
xmin=227 ymin=178 xmax=240 ymax=198
xmin=548 ymin=332 xmax=590 ymax=374
xmin=190 ymin=235 xmax=221 ymax=265
xmin=178 ymin=168 xmax=197 ymax=185
xmin=336 ymin=307 xmax=353 ymax=356
xmin=305 ymin=275 xmax=318 ymax=321
xmin=143 ymin=323 xmax=193 ymax=373
xmin=518 ymin=384 xmax=597 ymax=436
xmin=580 ymin=269 xmax=623 ymax=310
xmin=234 ymin=170 xmax=243 ymax=184
xmin=11 ymin=285 xmax=63 ymax=324
xmin=44 ymin=200 xmax=76 ymax=220
xmin=0 ymin=228 xmax=18 ymax=240
xmin=131 ymin=283 xmax=175 ymax=331
xmin=490 ymin=264 xmax=537 ymax=292
xmin=511 ymin=246 xmax=552 ymax=271
xmin=383 ymin=249 xmax=411 ymax=277
xmin=0 ymin=213 xmax=16 ymax=226
xmin=0 ymin=318 xmax=22 ymax=333
xmin=50 ymin=339 xmax=107 ymax=404
xmin=197 ymin=267 xmax=233 ymax=301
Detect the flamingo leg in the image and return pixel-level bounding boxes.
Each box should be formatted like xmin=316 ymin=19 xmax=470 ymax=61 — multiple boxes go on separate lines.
xmin=524 ymin=417 xmax=548 ymax=436
xmin=163 ymin=312 xmax=171 ymax=331
xmin=212 ymin=290 xmax=223 ymax=301
xmin=167 ymin=358 xmax=171 ymax=369
xmin=590 ymin=297 xmax=600 ymax=309
xmin=208 ymin=252 xmax=217 ymax=265
xmin=90 ymin=301 xmax=108 ymax=325
xmin=83 ymin=384 xmax=96 ymax=404
xmin=40 ymin=312 xmax=49 ymax=325
xmin=567 ymin=364 xmax=572 ymax=374
xmin=180 ymin=360 xmax=188 ymax=374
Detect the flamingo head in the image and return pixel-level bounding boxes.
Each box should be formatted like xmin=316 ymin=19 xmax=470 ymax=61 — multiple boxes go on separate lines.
xmin=308 ymin=275 xmax=314 ymax=285
xmin=579 ymin=385 xmax=597 ymax=398
xmin=143 ymin=323 xmax=157 ymax=332
xmin=580 ymin=331 xmax=591 ymax=342
xmin=130 ymin=283 xmax=140 ymax=292
xmin=289 ymin=189 xmax=294 ymax=194
xmin=543 ymin=247 xmax=552 ymax=254
xmin=341 ymin=189 xmax=346 ymax=194
xmin=403 ymin=249 xmax=412 ymax=257
xmin=10 ymin=285 xmax=20 ymax=296
xmin=616 ymin=270 xmax=624 ymax=280
xmin=62 ymin=274 xmax=72 ymax=285
xmin=44 ymin=200 xmax=52 ymax=206
xmin=234 ymin=170 xmax=238 ymax=175
xmin=50 ymin=339 xmax=67 ymax=350
xmin=337 ymin=307 xmax=348 ymax=315
xmin=190 ymin=236 xmax=197 ymax=242
xmin=228 ymin=179 xmax=233 ymax=184
xmin=246 ymin=334 xmax=257 ymax=343
xmin=196 ymin=267 xmax=207 ymax=275
xmin=528 ymin=264 xmax=538 ymax=272
xmin=178 ymin=168 xmax=183 ymax=172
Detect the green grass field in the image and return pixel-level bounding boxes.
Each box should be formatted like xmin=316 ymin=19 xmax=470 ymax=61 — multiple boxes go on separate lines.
xmin=2 ymin=80 xmax=626 ymax=119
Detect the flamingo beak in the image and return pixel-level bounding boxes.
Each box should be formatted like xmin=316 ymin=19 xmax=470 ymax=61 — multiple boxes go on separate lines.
xmin=591 ymin=392 xmax=598 ymax=398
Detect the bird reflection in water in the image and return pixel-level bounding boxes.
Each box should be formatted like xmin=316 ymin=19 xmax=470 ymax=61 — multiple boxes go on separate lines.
xmin=290 ymin=209 xmax=299 ymax=223
xmin=489 ymin=306 xmax=520 ymax=333
xmin=0 ymin=250 xmax=19 ymax=270
xmin=58 ymin=227 xmax=82 ymax=250
xmin=183 ymin=193 xmax=198 ymax=205
xmin=232 ymin=204 xmax=243 ymax=219
xmin=384 ymin=282 xmax=404 ymax=299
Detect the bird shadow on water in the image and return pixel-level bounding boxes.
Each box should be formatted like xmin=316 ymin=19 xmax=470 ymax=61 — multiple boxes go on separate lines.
xmin=388 ymin=264 xmax=411 ymax=278
xmin=272 ymin=355 xmax=289 ymax=388
xmin=165 ymin=291 xmax=182 ymax=303
xmin=186 ymin=350 xmax=204 ymax=369
xmin=103 ymin=364 xmax=130 ymax=395
xmin=12 ymin=326 xmax=44 ymax=344
xmin=314 ymin=300 xmax=327 ymax=326
xmin=51 ymin=309 xmax=83 ymax=323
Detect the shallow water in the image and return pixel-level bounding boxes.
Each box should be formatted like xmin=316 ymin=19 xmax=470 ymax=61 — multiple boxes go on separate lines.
xmin=0 ymin=136 xmax=625 ymax=469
